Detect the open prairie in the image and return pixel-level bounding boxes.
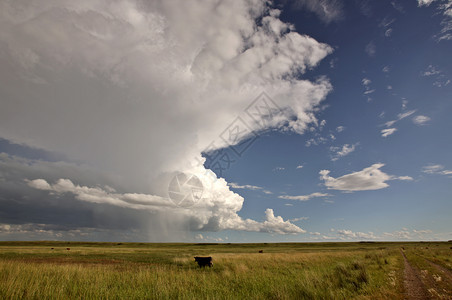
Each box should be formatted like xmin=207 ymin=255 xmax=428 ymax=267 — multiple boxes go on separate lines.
xmin=0 ymin=241 xmax=451 ymax=299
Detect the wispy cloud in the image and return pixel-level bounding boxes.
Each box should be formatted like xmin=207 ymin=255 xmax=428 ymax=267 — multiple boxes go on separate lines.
xmin=365 ymin=41 xmax=376 ymax=57
xmin=422 ymin=65 xmax=441 ymax=76
xmin=330 ymin=143 xmax=358 ymax=161
xmin=422 ymin=164 xmax=452 ymax=176
xmin=383 ymin=109 xmax=417 ymax=128
xmin=289 ymin=216 xmax=309 ymax=222
xmin=412 ymin=115 xmax=431 ymax=125
xmin=228 ymin=182 xmax=273 ymax=194
xmin=279 ymin=192 xmax=331 ymax=201
xmin=305 ymin=133 xmax=336 ymax=147
xmin=417 ymin=0 xmax=452 ymax=41
xmin=362 ymin=77 xmax=375 ymax=99
xmin=381 ymin=128 xmax=397 ymax=137
xmin=229 ymin=182 xmax=263 ymax=190
xmin=292 ymin=0 xmax=344 ymax=23
xmin=385 ymin=28 xmax=393 ymax=37
xmin=423 ymin=65 xmax=452 ymax=87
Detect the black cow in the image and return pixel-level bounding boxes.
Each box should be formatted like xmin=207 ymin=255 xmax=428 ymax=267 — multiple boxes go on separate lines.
xmin=194 ymin=256 xmax=213 ymax=267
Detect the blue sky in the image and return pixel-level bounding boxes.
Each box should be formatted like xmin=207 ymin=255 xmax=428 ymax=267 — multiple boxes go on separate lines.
xmin=0 ymin=0 xmax=451 ymax=242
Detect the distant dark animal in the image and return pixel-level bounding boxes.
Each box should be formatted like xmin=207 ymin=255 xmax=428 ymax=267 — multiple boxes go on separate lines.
xmin=51 ymin=248 xmax=54 ymax=250
xmin=401 ymin=247 xmax=405 ymax=250
xmin=66 ymin=248 xmax=70 ymax=250
xmin=194 ymin=256 xmax=212 ymax=268
xmin=259 ymin=250 xmax=263 ymax=253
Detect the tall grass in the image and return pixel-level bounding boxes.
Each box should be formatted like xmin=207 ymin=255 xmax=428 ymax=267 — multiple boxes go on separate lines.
xmin=0 ymin=246 xmax=404 ymax=299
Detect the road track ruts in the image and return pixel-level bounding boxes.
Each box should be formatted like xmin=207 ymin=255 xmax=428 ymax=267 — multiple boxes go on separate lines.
xmin=400 ymin=248 xmax=431 ymax=299
xmin=415 ymin=254 xmax=452 ymax=284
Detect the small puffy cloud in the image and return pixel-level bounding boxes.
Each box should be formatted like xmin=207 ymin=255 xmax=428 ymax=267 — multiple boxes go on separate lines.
xmin=381 ymin=128 xmax=397 ymax=137
xmin=305 ymin=136 xmax=327 ymax=147
xmin=336 ymin=126 xmax=345 ymax=132
xmin=27 ymin=178 xmax=51 ymax=190
xmin=278 ymin=192 xmax=331 ymax=201
xmin=296 ymin=165 xmax=304 ymax=169
xmin=259 ymin=209 xmax=306 ymax=234
xmin=273 ymin=167 xmax=285 ymax=171
xmin=365 ymin=41 xmax=376 ymax=57
xmin=319 ymin=163 xmax=411 ymax=192
xmin=336 ymin=229 xmax=376 ymax=240
xmin=412 ymin=115 xmax=431 ymax=125
xmin=422 ymin=164 xmax=452 ymax=176
xmin=397 ymin=176 xmax=414 ymax=181
xmin=330 ymin=143 xmax=358 ymax=161
xmin=382 ymin=66 xmax=391 ymax=73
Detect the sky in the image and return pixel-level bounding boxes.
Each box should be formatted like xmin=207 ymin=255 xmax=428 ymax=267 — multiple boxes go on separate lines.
xmin=0 ymin=0 xmax=451 ymax=242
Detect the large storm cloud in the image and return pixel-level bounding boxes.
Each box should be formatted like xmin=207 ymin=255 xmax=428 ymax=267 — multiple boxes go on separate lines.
xmin=0 ymin=0 xmax=332 ymax=241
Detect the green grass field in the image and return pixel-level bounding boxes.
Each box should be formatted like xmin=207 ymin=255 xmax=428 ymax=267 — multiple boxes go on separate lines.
xmin=0 ymin=241 xmax=450 ymax=299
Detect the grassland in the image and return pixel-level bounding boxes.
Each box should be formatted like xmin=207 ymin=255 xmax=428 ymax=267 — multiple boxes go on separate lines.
xmin=0 ymin=241 xmax=450 ymax=299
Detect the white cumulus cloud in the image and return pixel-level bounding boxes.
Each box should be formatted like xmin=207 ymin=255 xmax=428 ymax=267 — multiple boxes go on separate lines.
xmin=319 ymin=163 xmax=411 ymax=192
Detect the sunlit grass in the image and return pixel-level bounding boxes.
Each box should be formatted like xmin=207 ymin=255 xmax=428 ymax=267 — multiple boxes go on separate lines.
xmin=0 ymin=241 xmax=449 ymax=299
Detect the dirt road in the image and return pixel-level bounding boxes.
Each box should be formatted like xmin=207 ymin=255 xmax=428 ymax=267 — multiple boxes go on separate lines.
xmin=401 ymin=249 xmax=431 ymax=299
